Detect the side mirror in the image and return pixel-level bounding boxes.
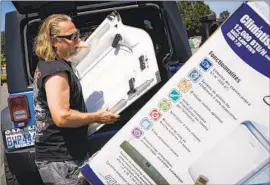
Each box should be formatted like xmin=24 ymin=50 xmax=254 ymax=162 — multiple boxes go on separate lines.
xmin=199 ymin=13 xmax=217 ymax=23
xmin=199 ymin=13 xmax=218 ymax=46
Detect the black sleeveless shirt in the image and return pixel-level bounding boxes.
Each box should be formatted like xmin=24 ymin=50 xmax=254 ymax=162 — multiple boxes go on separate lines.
xmin=33 ymin=60 xmax=88 ymax=162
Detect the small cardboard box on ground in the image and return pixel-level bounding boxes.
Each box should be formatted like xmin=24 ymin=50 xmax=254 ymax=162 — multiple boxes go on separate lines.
xmin=81 ymin=2 xmax=270 ymax=184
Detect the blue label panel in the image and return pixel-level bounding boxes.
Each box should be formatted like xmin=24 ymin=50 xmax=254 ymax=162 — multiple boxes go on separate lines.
xmin=81 ymin=164 xmax=104 ymax=185
xmin=221 ymin=3 xmax=270 ymax=78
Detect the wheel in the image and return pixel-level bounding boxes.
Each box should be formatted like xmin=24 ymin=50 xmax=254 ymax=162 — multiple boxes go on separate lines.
xmin=4 ymin=154 xmax=19 ymax=185
xmin=4 ymin=153 xmax=44 ymax=185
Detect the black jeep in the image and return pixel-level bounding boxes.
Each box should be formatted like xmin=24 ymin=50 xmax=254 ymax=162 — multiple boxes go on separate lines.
xmin=1 ymin=1 xmax=191 ymax=184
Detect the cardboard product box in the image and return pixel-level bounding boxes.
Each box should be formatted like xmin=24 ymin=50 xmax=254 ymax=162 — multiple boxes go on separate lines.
xmin=81 ymin=2 xmax=270 ymax=184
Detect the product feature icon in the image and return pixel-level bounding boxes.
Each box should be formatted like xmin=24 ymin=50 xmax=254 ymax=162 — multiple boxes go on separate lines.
xmin=200 ymin=58 xmax=213 ymax=71
xmin=132 ymin=127 xmax=143 ymax=138
xmin=158 ymin=99 xmax=172 ymax=112
xmin=149 ymin=109 xmax=162 ymax=120
xmin=169 ymin=89 xmax=181 ymax=102
xmin=178 ymin=79 xmax=192 ymax=93
xmin=188 ymin=68 xmax=202 ymax=83
xmin=104 ymin=175 xmax=117 ymax=185
xmin=140 ymin=118 xmax=153 ymax=130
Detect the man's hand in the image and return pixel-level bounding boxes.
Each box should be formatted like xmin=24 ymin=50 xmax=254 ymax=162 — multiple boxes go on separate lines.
xmin=96 ymin=106 xmax=120 ymax=124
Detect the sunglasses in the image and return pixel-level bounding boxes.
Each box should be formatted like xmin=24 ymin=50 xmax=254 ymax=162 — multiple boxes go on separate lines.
xmin=54 ymin=29 xmax=80 ymax=41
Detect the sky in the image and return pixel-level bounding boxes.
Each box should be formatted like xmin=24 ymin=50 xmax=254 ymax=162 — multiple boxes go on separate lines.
xmin=1 ymin=1 xmax=16 ymax=31
xmin=205 ymin=1 xmax=242 ymax=16
xmin=0 ymin=1 xmax=243 ymax=31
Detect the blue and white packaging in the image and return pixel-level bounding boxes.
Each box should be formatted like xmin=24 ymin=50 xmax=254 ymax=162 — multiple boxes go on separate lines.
xmin=81 ymin=2 xmax=270 ymax=184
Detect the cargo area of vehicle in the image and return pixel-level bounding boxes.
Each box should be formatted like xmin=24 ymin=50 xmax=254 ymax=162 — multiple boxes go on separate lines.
xmin=24 ymin=3 xmax=172 ymax=84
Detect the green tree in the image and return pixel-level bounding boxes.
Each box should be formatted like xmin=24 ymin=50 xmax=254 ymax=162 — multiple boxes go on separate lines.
xmin=1 ymin=53 xmax=5 ymax=66
xmin=1 ymin=31 xmax=4 ymax=55
xmin=220 ymin=10 xmax=230 ymax=20
xmin=1 ymin=31 xmax=5 ymax=67
xmin=1 ymin=53 xmax=7 ymax=85
xmin=178 ymin=1 xmax=212 ymax=37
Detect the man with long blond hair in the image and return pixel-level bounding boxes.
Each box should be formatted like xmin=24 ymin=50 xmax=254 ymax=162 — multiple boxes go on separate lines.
xmin=33 ymin=14 xmax=119 ymax=185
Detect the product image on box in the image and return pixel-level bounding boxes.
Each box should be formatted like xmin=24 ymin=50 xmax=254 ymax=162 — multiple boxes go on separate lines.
xmin=263 ymin=96 xmax=270 ymax=107
xmin=188 ymin=121 xmax=270 ymax=184
xmin=72 ymin=11 xmax=160 ymax=135
xmin=120 ymin=141 xmax=169 ymax=185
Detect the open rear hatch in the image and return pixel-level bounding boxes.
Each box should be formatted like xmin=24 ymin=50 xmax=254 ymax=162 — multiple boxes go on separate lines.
xmin=13 ymin=1 xmax=173 ymax=81
xmin=13 ymin=1 xmax=139 ymax=18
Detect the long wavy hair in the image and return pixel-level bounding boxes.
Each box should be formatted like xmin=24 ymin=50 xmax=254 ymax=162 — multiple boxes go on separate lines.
xmin=34 ymin=14 xmax=71 ymax=62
